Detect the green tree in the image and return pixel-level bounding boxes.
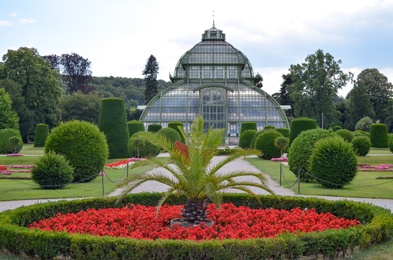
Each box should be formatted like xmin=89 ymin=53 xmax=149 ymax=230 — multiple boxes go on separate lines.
xmin=346 ymin=86 xmax=374 ymax=130
xmin=60 ymin=53 xmax=93 ymax=94
xmin=288 ymin=49 xmax=350 ymax=128
xmin=356 ymin=68 xmax=393 ymax=122
xmin=272 ymin=74 xmax=295 ymax=117
xmin=118 ymin=116 xmax=273 ymax=226
xmin=142 ymin=55 xmax=159 ymax=105
xmin=1 ymin=47 xmax=62 ymax=141
xmin=0 ymin=88 xmax=19 ymax=130
xmin=60 ymin=93 xmax=101 ymax=124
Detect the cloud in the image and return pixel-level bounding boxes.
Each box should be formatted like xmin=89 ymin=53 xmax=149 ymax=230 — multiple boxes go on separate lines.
xmin=19 ymin=17 xmax=36 ymax=24
xmin=8 ymin=13 xmax=18 ymax=17
xmin=0 ymin=20 xmax=12 ymax=26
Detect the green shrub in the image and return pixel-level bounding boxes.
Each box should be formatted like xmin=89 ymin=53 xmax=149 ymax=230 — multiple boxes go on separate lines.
xmin=254 ymin=129 xmax=283 ymax=160
xmin=240 ymin=122 xmax=257 ymax=134
xmin=274 ymin=137 xmax=289 ymax=155
xmin=275 ymin=128 xmax=290 ymax=138
xmin=168 ymin=121 xmax=185 ymax=142
xmin=238 ymin=129 xmax=257 ymax=149
xmin=34 ymin=124 xmax=49 ymax=147
xmin=127 ymin=120 xmax=145 ymax=137
xmin=353 ymin=130 xmax=370 ymax=138
xmin=370 ymin=123 xmax=388 ymax=148
xmin=310 ymin=136 xmax=357 ymax=189
xmin=32 ymin=152 xmax=74 ymax=189
xmin=385 ymin=116 xmax=393 ymax=133
xmin=147 ymin=123 xmax=162 ymax=133
xmin=352 ymin=136 xmax=371 ymax=156
xmin=45 ymin=120 xmax=108 ymax=183
xmin=99 ymin=98 xmax=129 ymax=159
xmin=264 ymin=125 xmax=275 ymax=130
xmin=389 ymin=135 xmax=393 ymax=153
xmin=288 ymin=129 xmax=335 ymax=182
xmin=335 ymin=129 xmax=354 ymax=142
xmin=0 ymin=128 xmax=23 ymax=154
xmin=289 ymin=118 xmax=317 ymax=146
xmin=355 ymin=116 xmax=373 ymax=132
xmin=129 ymin=132 xmax=160 ymax=158
xmin=332 ymin=125 xmax=342 ymax=132
xmin=156 ymin=127 xmax=181 ymax=145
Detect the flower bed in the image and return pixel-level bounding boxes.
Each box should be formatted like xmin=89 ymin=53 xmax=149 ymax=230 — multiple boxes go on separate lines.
xmin=0 ymin=165 xmax=33 ymax=175
xmin=0 ymin=194 xmax=392 ymax=259
xmin=6 ymin=153 xmax=24 ymax=157
xmin=271 ymin=157 xmax=288 ymax=162
xmin=105 ymin=158 xmax=145 ymax=169
xmin=358 ymin=164 xmax=393 ymax=172
xmin=30 ymin=203 xmax=359 ymax=240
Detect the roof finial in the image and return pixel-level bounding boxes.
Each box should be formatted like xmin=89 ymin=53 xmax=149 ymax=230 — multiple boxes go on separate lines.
xmin=212 ymin=10 xmax=215 ymax=28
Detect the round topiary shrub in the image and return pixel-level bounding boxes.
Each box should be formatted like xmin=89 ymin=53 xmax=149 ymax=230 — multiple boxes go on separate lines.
xmin=353 ymin=130 xmax=370 ymax=138
xmin=129 ymin=132 xmax=160 ymax=158
xmin=254 ymin=129 xmax=283 ymax=160
xmin=275 ymin=128 xmax=290 ymax=138
xmin=263 ymin=125 xmax=275 ymax=130
xmin=310 ymin=136 xmax=357 ymax=189
xmin=289 ymin=117 xmax=318 ymax=146
xmin=332 ymin=125 xmax=342 ymax=132
xmin=370 ymin=123 xmax=388 ymax=148
xmin=335 ymin=129 xmax=354 ymax=142
xmin=156 ymin=127 xmax=181 ymax=145
xmin=0 ymin=128 xmax=23 ymax=154
xmin=127 ymin=120 xmax=145 ymax=137
xmin=274 ymin=136 xmax=289 ymax=155
xmin=288 ymin=128 xmax=335 ymax=182
xmin=352 ymin=136 xmax=371 ymax=156
xmin=45 ymin=120 xmax=109 ymax=183
xmin=34 ymin=124 xmax=49 ymax=147
xmin=99 ymin=98 xmax=129 ymax=159
xmin=240 ymin=122 xmax=257 ymax=134
xmin=238 ymin=129 xmax=257 ymax=149
xmin=168 ymin=121 xmax=185 ymax=142
xmin=147 ymin=123 xmax=162 ymax=133
xmin=32 ymin=152 xmax=74 ymax=189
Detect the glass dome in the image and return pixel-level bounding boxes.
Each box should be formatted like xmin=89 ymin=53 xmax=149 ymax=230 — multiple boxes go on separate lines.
xmin=140 ymin=24 xmax=289 ymax=144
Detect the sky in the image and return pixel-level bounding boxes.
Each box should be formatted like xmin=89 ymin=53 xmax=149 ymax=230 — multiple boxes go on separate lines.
xmin=1 ymin=0 xmax=393 ymax=97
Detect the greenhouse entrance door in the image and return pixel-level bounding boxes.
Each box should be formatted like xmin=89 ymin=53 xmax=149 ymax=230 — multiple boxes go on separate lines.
xmin=200 ymin=88 xmax=226 ymax=132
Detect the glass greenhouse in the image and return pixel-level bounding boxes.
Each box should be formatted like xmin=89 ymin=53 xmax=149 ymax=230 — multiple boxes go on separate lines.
xmin=140 ymin=24 xmax=289 ymax=144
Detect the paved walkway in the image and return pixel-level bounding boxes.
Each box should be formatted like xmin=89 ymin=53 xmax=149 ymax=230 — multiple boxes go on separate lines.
xmin=1 ymin=156 xmax=393 ymax=213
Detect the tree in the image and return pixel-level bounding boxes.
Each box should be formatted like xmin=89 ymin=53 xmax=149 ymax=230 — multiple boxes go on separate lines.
xmin=0 ymin=88 xmax=19 ymax=130
xmin=118 ymin=116 xmax=273 ymax=226
xmin=60 ymin=93 xmax=101 ymax=124
xmin=254 ymin=73 xmax=263 ymax=88
xmin=272 ymin=74 xmax=295 ymax=117
xmin=142 ymin=55 xmax=159 ymax=105
xmin=42 ymin=54 xmax=61 ymax=70
xmin=356 ymin=68 xmax=393 ymax=122
xmin=60 ymin=53 xmax=93 ymax=94
xmin=346 ymin=86 xmax=374 ymax=130
xmin=2 ymin=47 xmax=62 ymax=141
xmin=288 ymin=49 xmax=351 ymax=128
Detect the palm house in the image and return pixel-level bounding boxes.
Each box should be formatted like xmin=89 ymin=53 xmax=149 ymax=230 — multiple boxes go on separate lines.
xmin=140 ymin=23 xmax=289 ymax=144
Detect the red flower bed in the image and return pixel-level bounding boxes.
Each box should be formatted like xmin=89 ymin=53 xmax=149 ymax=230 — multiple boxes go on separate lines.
xmin=30 ymin=203 xmax=359 ymax=240
xmin=105 ymin=158 xmax=145 ymax=168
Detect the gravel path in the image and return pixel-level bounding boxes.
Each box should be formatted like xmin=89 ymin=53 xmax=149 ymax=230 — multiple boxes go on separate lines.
xmin=1 ymin=156 xmax=393 ymax=213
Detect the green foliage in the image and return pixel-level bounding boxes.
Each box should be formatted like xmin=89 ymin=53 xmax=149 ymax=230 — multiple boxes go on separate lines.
xmin=389 ymin=135 xmax=393 ymax=153
xmin=355 ymin=116 xmax=373 ymax=132
xmin=275 ymin=127 xmax=290 ymax=138
xmin=32 ymin=152 xmax=74 ymax=189
xmin=254 ymin=129 xmax=283 ymax=159
xmin=0 ymin=88 xmax=19 ymax=130
xmin=352 ymin=136 xmax=371 ymax=156
xmin=347 ymin=87 xmax=374 ymax=130
xmin=353 ymin=130 xmax=370 ymax=138
xmin=264 ymin=125 xmax=275 ymax=130
xmin=332 ymin=125 xmax=342 ymax=132
xmin=289 ymin=117 xmax=318 ymax=146
xmin=168 ymin=121 xmax=185 ymax=142
xmin=147 ymin=123 xmax=162 ymax=133
xmin=240 ymin=122 xmax=257 ymax=134
xmin=34 ymin=124 xmax=49 ymax=147
xmin=0 ymin=195 xmax=392 ymax=259
xmin=0 ymin=128 xmax=23 ymax=154
xmin=143 ymin=55 xmax=159 ymax=105
xmin=45 ymin=120 xmax=108 ymax=183
xmin=60 ymin=93 xmax=101 ymax=125
xmin=288 ymin=128 xmax=335 ymax=182
xmin=335 ymin=129 xmax=354 ymax=142
xmin=370 ymin=123 xmax=389 ymax=148
xmin=156 ymin=127 xmax=181 ymax=145
xmin=128 ymin=131 xmax=160 ymax=158
xmin=99 ymin=98 xmax=129 ymax=158
xmin=310 ymin=136 xmax=357 ymax=188
xmin=127 ymin=120 xmax=145 ymax=137
xmin=238 ymin=129 xmax=257 ymax=149
xmin=274 ymin=137 xmax=289 ymax=154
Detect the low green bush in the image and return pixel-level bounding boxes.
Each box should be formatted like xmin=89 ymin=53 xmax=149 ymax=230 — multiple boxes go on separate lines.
xmin=353 ymin=130 xmax=370 ymax=138
xmin=289 ymin=117 xmax=318 ymax=146
xmin=254 ymin=129 xmax=282 ymax=160
xmin=335 ymin=129 xmax=354 ymax=142
xmin=129 ymin=132 xmax=160 ymax=158
xmin=0 ymin=194 xmax=392 ymax=259
xmin=0 ymin=128 xmax=23 ymax=154
xmin=310 ymin=136 xmax=357 ymax=189
xmin=156 ymin=127 xmax=181 ymax=145
xmin=332 ymin=125 xmax=342 ymax=132
xmin=147 ymin=124 xmax=162 ymax=133
xmin=352 ymin=136 xmax=371 ymax=156
xmin=31 ymin=152 xmax=74 ymax=189
xmin=238 ymin=129 xmax=256 ymax=149
xmin=168 ymin=121 xmax=185 ymax=142
xmin=275 ymin=128 xmax=289 ymax=138
xmin=127 ymin=120 xmax=145 ymax=137
xmin=240 ymin=122 xmax=257 ymax=134
xmin=370 ymin=123 xmax=389 ymax=148
xmin=34 ymin=124 xmax=49 ymax=147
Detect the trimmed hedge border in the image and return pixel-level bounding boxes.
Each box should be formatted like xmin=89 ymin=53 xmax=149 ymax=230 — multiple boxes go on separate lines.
xmin=0 ymin=193 xmax=393 ymax=259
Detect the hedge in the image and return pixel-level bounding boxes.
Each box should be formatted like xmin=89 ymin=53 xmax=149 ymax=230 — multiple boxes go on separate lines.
xmin=370 ymin=123 xmax=388 ymax=148
xmin=147 ymin=124 xmax=162 ymax=133
xmin=168 ymin=121 xmax=185 ymax=142
xmin=127 ymin=120 xmax=145 ymax=137
xmin=33 ymin=124 xmax=49 ymax=147
xmin=1 ymin=194 xmax=391 ymax=259
xmin=289 ymin=118 xmax=317 ymax=146
xmin=240 ymin=122 xmax=257 ymax=134
xmin=0 ymin=128 xmax=23 ymax=154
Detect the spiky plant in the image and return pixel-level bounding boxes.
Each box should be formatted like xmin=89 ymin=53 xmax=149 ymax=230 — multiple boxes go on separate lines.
xmin=117 ymin=116 xmax=274 ymax=226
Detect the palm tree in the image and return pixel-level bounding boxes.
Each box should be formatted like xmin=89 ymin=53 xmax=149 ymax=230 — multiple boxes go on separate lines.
xmin=117 ymin=116 xmax=274 ymax=226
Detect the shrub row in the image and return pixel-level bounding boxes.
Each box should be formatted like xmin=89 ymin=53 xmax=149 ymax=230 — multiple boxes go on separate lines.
xmin=0 ymin=193 xmax=392 ymax=259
